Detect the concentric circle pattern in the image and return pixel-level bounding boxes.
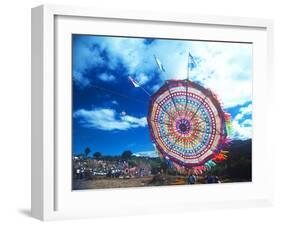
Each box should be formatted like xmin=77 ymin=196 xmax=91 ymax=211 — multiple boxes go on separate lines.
xmin=148 ymin=80 xmax=227 ymax=168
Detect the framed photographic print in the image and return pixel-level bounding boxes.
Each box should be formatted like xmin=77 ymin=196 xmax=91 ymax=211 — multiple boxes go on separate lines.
xmin=31 ymin=4 xmax=274 ymax=221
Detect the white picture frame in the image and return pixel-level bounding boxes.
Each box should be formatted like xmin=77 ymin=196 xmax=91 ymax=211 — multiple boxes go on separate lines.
xmin=31 ymin=4 xmax=274 ymax=221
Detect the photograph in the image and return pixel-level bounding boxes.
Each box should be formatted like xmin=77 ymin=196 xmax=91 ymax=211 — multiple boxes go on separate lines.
xmin=71 ymin=34 xmax=252 ymax=190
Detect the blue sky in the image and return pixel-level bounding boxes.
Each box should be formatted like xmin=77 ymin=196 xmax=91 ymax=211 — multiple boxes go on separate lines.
xmin=72 ymin=35 xmax=252 ymax=156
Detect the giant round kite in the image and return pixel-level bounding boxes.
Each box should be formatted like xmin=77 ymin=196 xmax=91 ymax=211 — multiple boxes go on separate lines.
xmin=147 ymin=79 xmax=231 ymax=174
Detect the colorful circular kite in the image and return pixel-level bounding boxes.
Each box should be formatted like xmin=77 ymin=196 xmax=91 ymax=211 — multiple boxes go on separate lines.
xmin=147 ymin=79 xmax=231 ymax=172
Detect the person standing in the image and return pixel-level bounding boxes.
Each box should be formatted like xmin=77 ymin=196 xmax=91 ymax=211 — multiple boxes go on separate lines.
xmin=187 ymin=174 xmax=196 ymax=184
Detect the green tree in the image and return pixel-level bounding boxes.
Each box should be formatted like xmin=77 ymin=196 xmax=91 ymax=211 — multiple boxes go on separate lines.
xmin=84 ymin=147 xmax=91 ymax=158
xmin=128 ymin=158 xmax=138 ymax=167
xmin=121 ymin=150 xmax=133 ymax=160
xmin=93 ymin=151 xmax=102 ymax=160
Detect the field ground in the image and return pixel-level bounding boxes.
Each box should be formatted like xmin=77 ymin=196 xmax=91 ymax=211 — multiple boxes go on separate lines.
xmin=72 ymin=175 xmax=249 ymax=190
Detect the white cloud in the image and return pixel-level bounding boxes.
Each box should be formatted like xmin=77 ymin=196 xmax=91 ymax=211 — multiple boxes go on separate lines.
xmin=231 ymin=120 xmax=252 ymax=140
xmin=135 ymin=72 xmax=150 ymax=85
xmin=97 ymin=37 xmax=152 ymax=74
xmin=98 ymin=73 xmax=116 ymax=82
xmin=74 ymin=36 xmax=252 ymax=108
xmin=196 ymin=43 xmax=252 ymax=108
xmin=73 ymin=39 xmax=105 ymax=73
xmin=120 ymin=115 xmax=147 ymax=127
xmin=73 ymin=38 xmax=105 ymax=87
xmin=151 ymin=83 xmax=162 ymax=92
xmin=240 ymin=104 xmax=252 ymax=114
xmin=111 ymin=100 xmax=118 ymax=105
xmin=73 ymin=71 xmax=90 ymax=88
xmin=235 ymin=104 xmax=252 ymax=121
xmin=172 ymin=42 xmax=252 ymax=108
xmin=241 ymin=119 xmax=252 ymax=127
xmin=230 ymin=103 xmax=252 ymax=140
xmin=74 ymin=108 xmax=147 ymax=131
xmin=95 ymin=38 xmax=252 ymax=108
xmin=133 ymin=150 xmax=158 ymax=158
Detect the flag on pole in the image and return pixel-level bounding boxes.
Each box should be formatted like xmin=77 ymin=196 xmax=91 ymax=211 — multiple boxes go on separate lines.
xmin=188 ymin=53 xmax=197 ymax=70
xmin=128 ymin=76 xmax=140 ymax=88
xmin=154 ymin=55 xmax=166 ymax=72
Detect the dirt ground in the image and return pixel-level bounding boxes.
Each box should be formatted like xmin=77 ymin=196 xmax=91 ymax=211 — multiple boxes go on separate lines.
xmin=72 ymin=175 xmax=207 ymax=190
xmin=73 ymin=176 xmax=154 ymax=190
xmin=72 ymin=175 xmax=245 ymax=190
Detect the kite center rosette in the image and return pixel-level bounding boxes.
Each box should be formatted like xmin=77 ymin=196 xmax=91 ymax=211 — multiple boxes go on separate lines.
xmin=177 ymin=119 xmax=191 ymax=133
xmin=147 ymin=79 xmax=231 ymax=174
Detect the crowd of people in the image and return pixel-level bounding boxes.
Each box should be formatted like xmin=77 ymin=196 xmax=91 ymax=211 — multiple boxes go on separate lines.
xmin=73 ymin=156 xmax=152 ymax=180
xmin=187 ymin=174 xmax=221 ymax=184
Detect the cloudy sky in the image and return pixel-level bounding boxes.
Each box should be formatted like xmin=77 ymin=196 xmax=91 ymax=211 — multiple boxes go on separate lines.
xmin=72 ymin=35 xmax=252 ymax=156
